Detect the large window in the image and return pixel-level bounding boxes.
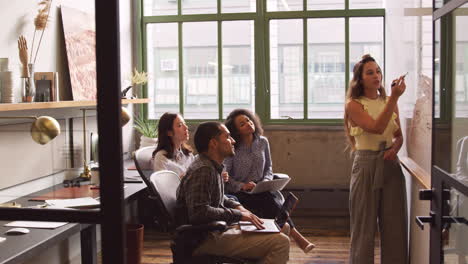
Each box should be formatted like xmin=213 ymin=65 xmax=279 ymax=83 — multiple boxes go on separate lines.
xmin=141 ymin=0 xmax=384 ymax=122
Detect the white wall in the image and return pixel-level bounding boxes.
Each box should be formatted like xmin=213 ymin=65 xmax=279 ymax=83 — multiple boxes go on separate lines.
xmin=0 ymin=0 xmax=135 ymax=188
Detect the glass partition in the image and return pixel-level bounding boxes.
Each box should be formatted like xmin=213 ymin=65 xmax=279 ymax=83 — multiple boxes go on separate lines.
xmin=433 ymin=5 xmax=468 ymax=174
xmin=443 ymin=185 xmax=468 ymax=263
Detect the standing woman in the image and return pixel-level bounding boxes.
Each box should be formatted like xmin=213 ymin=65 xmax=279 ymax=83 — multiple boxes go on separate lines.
xmin=344 ymin=54 xmax=408 ymax=264
xmin=152 ymin=112 xmax=194 ymax=178
xmin=224 ymin=108 xmax=315 ymax=253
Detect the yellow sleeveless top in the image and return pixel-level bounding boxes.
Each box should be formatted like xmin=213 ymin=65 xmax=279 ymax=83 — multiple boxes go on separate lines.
xmin=349 ymin=96 xmax=399 ymax=151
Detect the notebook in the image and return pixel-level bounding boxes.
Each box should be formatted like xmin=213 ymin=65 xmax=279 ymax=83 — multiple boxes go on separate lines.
xmin=239 ymin=192 xmax=298 ymax=233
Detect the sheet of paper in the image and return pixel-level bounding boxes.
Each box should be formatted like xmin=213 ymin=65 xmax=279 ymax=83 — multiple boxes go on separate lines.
xmin=5 ymin=221 xmax=68 ymax=229
xmin=45 ymin=197 xmax=100 ymax=209
xmin=125 ymin=175 xmax=141 ymax=180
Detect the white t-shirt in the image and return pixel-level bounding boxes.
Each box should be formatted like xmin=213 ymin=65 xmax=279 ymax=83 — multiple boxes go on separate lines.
xmin=152 ymin=149 xmax=195 ymax=178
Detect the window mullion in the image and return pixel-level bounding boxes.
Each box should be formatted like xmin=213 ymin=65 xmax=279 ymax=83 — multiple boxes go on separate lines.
xmin=303 ymin=0 xmax=307 ymax=120
xmin=303 ymin=18 xmax=308 ymax=120
xmin=345 ymin=17 xmax=350 ymax=94
xmin=178 ymin=0 xmax=183 ymax=115
xmin=345 ymin=0 xmax=350 ymax=97
xmin=178 ymin=22 xmax=184 ymax=115
xmin=255 ymin=0 xmax=269 ymax=121
xmin=218 ymin=21 xmax=223 ymax=120
xmin=137 ymin=0 xmax=148 ymax=119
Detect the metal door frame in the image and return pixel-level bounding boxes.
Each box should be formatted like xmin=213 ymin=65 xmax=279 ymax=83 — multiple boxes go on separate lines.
xmin=430 ymin=167 xmax=468 ymax=263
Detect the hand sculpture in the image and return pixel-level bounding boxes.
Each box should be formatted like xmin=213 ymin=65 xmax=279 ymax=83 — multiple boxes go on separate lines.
xmin=18 ymin=35 xmax=29 ymax=77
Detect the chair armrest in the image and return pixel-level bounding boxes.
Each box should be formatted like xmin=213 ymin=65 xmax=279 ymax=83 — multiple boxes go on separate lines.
xmin=273 ymin=173 xmax=289 ymax=180
xmin=175 ymin=221 xmax=227 ymax=234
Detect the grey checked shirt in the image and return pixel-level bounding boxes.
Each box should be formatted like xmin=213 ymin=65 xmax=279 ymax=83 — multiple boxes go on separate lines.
xmin=175 ymin=154 xmax=242 ymax=226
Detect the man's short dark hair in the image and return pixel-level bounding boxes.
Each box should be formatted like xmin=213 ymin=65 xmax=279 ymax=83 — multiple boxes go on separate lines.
xmin=194 ymin=121 xmax=223 ymax=153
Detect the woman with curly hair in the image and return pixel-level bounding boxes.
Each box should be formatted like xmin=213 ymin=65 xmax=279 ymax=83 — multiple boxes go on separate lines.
xmin=224 ymin=108 xmax=314 ymax=253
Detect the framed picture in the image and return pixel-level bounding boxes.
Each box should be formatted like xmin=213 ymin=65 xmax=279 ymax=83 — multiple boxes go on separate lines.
xmin=61 ymin=6 xmax=96 ymax=101
xmin=34 ymin=72 xmax=59 ymax=102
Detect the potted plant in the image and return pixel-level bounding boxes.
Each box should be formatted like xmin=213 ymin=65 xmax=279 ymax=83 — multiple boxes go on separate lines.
xmin=133 ymin=114 xmax=158 ymax=149
xmin=122 ymin=69 xmax=148 ymax=99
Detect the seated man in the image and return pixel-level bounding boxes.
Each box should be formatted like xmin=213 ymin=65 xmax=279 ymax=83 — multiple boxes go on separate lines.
xmin=175 ymin=121 xmax=290 ymax=263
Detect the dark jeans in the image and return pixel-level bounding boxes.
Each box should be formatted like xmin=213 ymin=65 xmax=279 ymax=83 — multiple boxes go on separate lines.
xmin=232 ymin=191 xmax=295 ymax=228
xmin=225 ymin=194 xmax=239 ymax=202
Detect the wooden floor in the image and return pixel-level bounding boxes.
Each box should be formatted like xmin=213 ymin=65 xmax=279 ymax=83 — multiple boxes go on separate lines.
xmin=138 ymin=211 xmax=381 ymax=264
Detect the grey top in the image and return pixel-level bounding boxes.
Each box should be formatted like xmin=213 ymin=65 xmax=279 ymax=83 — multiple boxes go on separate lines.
xmin=175 ymin=154 xmax=242 ymax=226
xmin=224 ymin=135 xmax=273 ymax=193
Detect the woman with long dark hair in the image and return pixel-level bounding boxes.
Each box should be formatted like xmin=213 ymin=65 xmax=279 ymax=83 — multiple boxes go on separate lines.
xmin=152 ymin=112 xmax=194 ymax=177
xmin=224 ymin=108 xmax=315 ymax=253
xmin=344 ymin=54 xmax=408 ymax=263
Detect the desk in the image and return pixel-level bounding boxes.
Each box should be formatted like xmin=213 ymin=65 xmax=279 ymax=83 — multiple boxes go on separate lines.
xmin=0 ymin=174 xmax=146 ymax=264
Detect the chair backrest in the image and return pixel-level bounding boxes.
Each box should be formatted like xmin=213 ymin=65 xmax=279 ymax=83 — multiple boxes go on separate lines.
xmin=134 ymin=146 xmax=157 ymax=193
xmin=150 ymin=170 xmax=181 ymax=224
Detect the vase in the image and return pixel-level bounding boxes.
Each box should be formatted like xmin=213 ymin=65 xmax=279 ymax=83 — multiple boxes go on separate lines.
xmin=0 ymin=71 xmax=14 ymax=103
xmin=139 ymin=135 xmax=157 ymax=149
xmin=21 ymin=63 xmax=35 ymax=102
xmin=132 ymin=85 xmax=139 ymax=98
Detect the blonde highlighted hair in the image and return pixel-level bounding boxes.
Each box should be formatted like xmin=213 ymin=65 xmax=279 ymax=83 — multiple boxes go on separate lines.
xmin=344 ymin=54 xmax=386 ymax=152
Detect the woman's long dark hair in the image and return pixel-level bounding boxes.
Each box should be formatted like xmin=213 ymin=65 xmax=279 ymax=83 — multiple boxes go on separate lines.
xmin=152 ymin=112 xmax=192 ymax=159
xmin=344 ymin=54 xmax=386 ymax=151
xmin=225 ymin=109 xmax=263 ymax=148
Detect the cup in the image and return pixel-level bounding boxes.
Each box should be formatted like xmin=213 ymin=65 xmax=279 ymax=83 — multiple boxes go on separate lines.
xmin=90 ymin=167 xmax=100 ymax=185
xmin=0 ymin=58 xmax=8 ymax=72
xmin=0 ymin=71 xmax=13 ymax=103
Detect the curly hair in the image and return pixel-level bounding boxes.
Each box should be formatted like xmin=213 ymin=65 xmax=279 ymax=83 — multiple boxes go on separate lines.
xmin=224 ymin=108 xmax=263 ymax=148
xmin=344 ymin=54 xmax=386 ymax=151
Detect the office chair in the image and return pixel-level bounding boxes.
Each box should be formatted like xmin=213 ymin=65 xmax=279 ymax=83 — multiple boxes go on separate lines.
xmin=133 ymin=146 xmax=174 ymax=230
xmin=133 ymin=146 xmax=156 ymax=183
xmin=149 ymin=170 xmax=251 ymax=264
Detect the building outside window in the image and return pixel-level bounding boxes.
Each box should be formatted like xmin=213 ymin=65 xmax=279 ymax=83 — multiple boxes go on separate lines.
xmin=142 ymin=0 xmax=385 ymax=122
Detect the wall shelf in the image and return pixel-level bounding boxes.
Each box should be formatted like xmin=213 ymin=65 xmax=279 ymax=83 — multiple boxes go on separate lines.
xmin=0 ymin=98 xmax=150 ymax=112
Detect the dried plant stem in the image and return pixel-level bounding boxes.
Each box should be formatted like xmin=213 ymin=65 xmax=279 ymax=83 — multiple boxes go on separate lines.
xmin=33 ymin=0 xmax=53 ymax=64
xmin=30 ymin=30 xmax=37 ymax=59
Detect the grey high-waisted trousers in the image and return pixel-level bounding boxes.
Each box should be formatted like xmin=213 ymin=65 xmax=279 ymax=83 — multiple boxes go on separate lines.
xmin=349 ymin=147 xmax=408 ymax=264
